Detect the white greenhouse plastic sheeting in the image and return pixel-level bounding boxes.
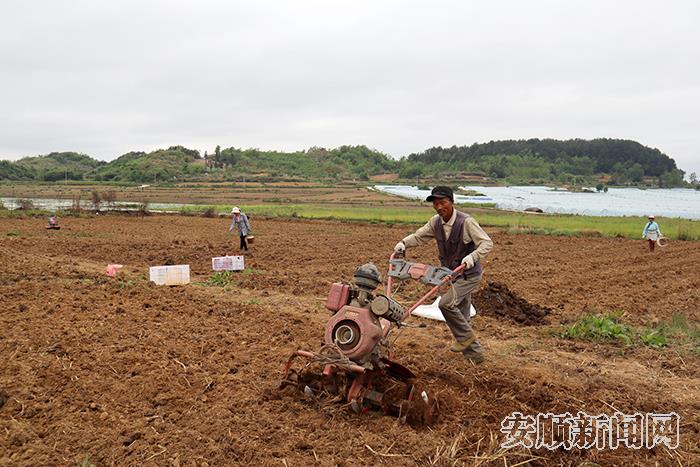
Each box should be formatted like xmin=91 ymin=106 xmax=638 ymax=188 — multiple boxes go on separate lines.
xmin=411 ymin=297 xmax=476 ymax=322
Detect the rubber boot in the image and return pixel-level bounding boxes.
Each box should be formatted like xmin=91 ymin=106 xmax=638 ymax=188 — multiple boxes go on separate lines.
xmin=450 ymin=334 xmax=477 ymax=353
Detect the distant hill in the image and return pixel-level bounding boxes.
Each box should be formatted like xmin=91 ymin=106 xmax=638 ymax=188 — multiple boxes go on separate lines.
xmin=402 ymin=138 xmax=685 ymax=186
xmin=13 ymin=152 xmax=106 ymax=181
xmin=95 ymin=146 xmax=204 ymax=182
xmin=0 ymin=160 xmax=35 ymax=180
xmin=0 ymin=139 xmax=688 ymax=187
xmin=211 ymin=145 xmax=398 ymax=181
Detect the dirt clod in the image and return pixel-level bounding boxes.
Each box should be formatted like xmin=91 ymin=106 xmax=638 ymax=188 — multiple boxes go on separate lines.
xmin=123 ymin=433 xmax=142 ymax=446
xmin=475 ymin=281 xmax=551 ymax=325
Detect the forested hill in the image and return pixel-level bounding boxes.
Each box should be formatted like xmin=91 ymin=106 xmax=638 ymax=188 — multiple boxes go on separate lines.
xmin=0 ymin=139 xmax=690 ymax=187
xmin=0 ymin=145 xmax=398 ymax=183
xmin=11 ymin=152 xmax=106 ymax=181
xmin=408 ymin=139 xmax=676 ymax=174
xmin=95 ymin=146 xmax=204 ymax=182
xmin=211 ymin=145 xmax=397 ymax=180
xmin=402 ymin=138 xmax=683 ymax=185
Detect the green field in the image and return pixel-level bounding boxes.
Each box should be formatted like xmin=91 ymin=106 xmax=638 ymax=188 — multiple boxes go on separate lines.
xmin=3 ymin=189 xmax=698 ymax=240
xmin=178 ymin=203 xmax=700 ymax=241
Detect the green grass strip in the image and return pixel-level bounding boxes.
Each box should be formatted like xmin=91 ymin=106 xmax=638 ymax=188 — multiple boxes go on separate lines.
xmin=179 ymin=203 xmax=700 ymax=240
xmin=556 ymin=313 xmax=700 ymax=354
xmin=3 ymin=201 xmax=698 ymax=241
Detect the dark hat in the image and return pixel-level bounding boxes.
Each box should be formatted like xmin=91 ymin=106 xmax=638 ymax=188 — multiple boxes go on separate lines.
xmin=426 ymin=186 xmax=454 ymax=202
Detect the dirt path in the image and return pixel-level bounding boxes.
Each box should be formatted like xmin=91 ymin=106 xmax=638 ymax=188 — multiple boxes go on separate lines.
xmin=1 ymin=214 xmax=698 ymax=465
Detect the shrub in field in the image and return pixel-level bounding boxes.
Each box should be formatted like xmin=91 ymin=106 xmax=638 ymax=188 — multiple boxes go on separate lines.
xmin=558 ymin=312 xmax=700 ymax=352
xmin=101 ymin=189 xmax=117 ymax=207
xmin=17 ymin=199 xmax=35 ymax=210
xmin=558 ymin=313 xmax=635 ymax=345
xmin=240 ymin=267 xmax=264 ymax=275
xmin=202 ymin=206 xmax=217 ymax=218
xmin=574 ymin=229 xmax=603 ymax=238
xmin=639 ymin=329 xmax=668 ymax=348
xmin=206 ymin=271 xmax=233 ymax=287
xmin=91 ymin=190 xmax=102 ymax=211
xmin=658 ymin=314 xmax=700 ymax=354
xmin=677 ymin=222 xmax=694 ymax=241
xmin=138 ymin=200 xmax=150 ymax=216
xmin=71 ymin=194 xmax=82 ymax=212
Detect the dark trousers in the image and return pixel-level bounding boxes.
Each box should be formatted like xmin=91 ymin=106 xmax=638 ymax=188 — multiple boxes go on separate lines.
xmin=648 ymin=239 xmax=655 ymax=252
xmin=239 ymin=235 xmax=248 ymax=251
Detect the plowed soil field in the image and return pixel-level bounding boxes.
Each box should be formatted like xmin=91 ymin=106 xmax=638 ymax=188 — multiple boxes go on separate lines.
xmin=1 ymin=214 xmax=699 ymax=466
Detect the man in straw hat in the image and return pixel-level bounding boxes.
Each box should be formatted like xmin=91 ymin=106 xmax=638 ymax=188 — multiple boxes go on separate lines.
xmin=393 ymin=186 xmax=493 ymax=365
xmin=229 ymin=206 xmax=252 ymax=251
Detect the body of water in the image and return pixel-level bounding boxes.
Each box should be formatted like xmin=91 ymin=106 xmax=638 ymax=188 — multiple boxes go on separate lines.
xmin=4 ymin=186 xmax=700 ymax=220
xmin=374 ymin=185 xmax=700 ymax=220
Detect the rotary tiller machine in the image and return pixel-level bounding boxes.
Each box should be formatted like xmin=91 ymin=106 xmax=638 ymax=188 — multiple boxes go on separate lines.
xmin=281 ymin=254 xmax=465 ymax=425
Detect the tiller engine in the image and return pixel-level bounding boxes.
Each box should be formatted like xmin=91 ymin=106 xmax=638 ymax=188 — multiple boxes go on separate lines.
xmin=282 ymin=254 xmax=464 ymax=425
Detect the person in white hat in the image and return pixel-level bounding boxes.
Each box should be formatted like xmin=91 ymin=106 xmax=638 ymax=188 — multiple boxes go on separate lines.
xmin=642 ymin=215 xmax=661 ymax=252
xmin=228 ymin=206 xmax=252 ymax=251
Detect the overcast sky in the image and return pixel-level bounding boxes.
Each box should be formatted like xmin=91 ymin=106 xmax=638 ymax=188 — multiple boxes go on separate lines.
xmin=1 ymin=0 xmax=699 ymax=175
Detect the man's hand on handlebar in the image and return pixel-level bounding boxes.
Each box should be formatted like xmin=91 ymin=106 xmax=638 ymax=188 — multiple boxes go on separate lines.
xmin=393 ymin=241 xmax=406 ymax=258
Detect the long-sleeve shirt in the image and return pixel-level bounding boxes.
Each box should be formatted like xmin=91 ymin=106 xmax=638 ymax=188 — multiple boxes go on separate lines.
xmin=229 ymin=213 xmax=252 ymax=237
xmin=401 ymin=209 xmax=493 ymax=264
xmin=643 ymin=221 xmax=661 ymax=240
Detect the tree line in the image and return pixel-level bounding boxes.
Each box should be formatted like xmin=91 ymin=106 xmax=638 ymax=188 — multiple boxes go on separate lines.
xmin=402 ymin=138 xmax=687 ymax=187
xmin=0 ymin=139 xmax=693 ymax=188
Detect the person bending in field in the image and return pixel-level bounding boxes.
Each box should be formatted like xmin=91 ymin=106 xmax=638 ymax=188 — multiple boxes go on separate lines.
xmin=393 ymin=186 xmax=493 ymax=365
xmin=229 ymin=206 xmax=252 ymax=251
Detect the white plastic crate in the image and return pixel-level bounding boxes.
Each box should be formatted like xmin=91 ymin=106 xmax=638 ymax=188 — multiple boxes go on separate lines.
xmin=211 ymin=255 xmax=244 ymax=271
xmin=149 ymin=264 xmax=191 ymax=285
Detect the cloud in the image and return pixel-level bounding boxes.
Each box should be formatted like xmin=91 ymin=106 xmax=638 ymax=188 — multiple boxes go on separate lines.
xmin=1 ymin=0 xmax=698 ymax=174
